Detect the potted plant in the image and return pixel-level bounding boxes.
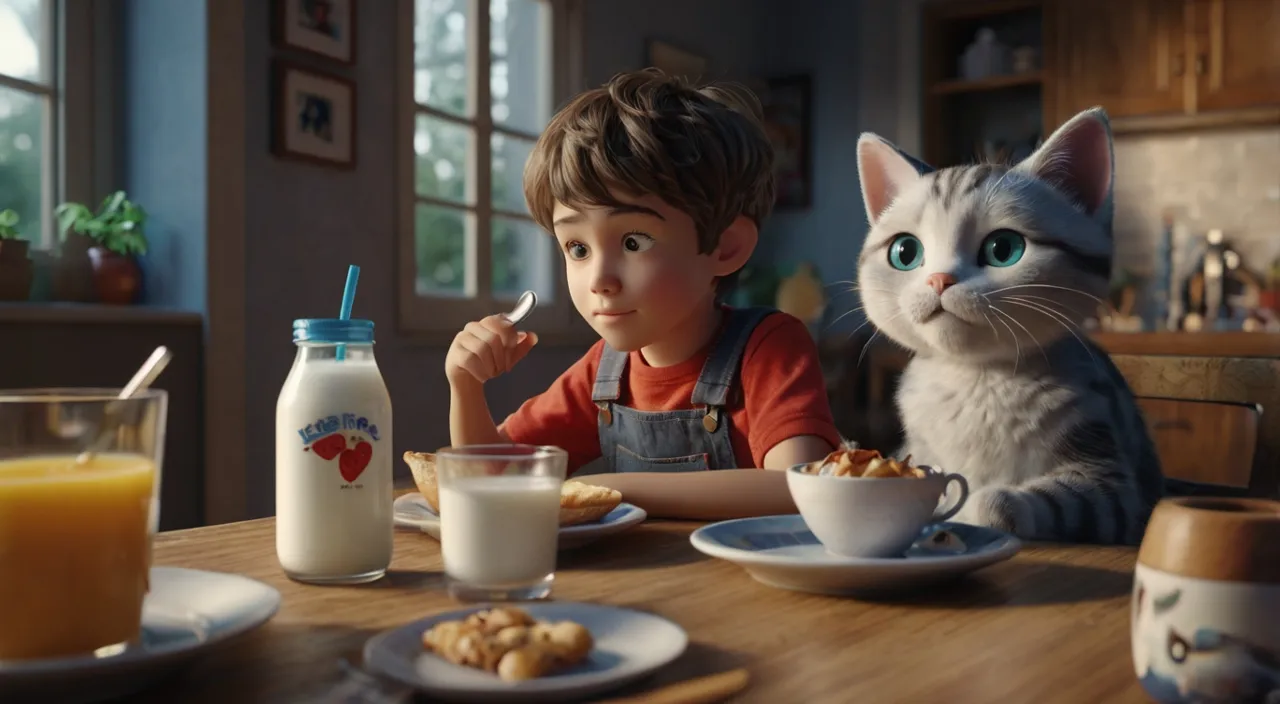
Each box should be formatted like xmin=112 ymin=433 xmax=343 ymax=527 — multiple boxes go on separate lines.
xmin=0 ymin=209 xmax=34 ymax=301
xmin=55 ymin=191 xmax=148 ymax=305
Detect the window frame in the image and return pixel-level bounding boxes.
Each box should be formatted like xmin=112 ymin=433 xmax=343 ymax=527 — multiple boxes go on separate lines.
xmin=396 ymin=0 xmax=593 ymax=343
xmin=0 ymin=0 xmax=101 ymax=250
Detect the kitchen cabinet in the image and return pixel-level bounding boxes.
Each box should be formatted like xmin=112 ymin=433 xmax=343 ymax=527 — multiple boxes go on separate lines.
xmin=1055 ymin=0 xmax=1187 ymax=121
xmin=1052 ymin=0 xmax=1280 ymax=131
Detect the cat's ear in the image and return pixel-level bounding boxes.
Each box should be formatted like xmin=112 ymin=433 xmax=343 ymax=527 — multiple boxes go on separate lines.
xmin=857 ymin=134 xmax=933 ymax=225
xmin=1015 ymin=106 xmax=1114 ymax=226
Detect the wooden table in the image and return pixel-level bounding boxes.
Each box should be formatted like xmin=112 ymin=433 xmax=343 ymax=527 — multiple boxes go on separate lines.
xmin=132 ymin=513 xmax=1151 ymax=703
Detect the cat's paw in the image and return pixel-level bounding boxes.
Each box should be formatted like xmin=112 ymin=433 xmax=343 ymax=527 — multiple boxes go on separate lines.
xmin=956 ymin=486 xmax=1025 ymax=536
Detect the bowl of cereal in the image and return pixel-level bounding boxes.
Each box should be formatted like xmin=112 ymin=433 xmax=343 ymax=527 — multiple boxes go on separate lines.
xmin=786 ymin=447 xmax=969 ymax=558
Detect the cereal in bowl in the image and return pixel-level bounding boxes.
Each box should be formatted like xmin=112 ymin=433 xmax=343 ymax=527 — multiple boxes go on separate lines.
xmin=802 ymin=446 xmax=929 ymax=478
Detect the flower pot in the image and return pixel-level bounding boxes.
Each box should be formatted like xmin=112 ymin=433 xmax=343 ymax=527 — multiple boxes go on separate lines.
xmin=87 ymin=246 xmax=142 ymax=305
xmin=52 ymin=233 xmax=96 ymax=303
xmin=0 ymin=239 xmax=33 ymax=301
xmin=1131 ymin=497 xmax=1280 ymax=702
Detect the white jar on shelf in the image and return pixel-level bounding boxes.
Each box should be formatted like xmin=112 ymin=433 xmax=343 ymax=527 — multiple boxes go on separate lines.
xmin=959 ymin=28 xmax=1011 ymax=81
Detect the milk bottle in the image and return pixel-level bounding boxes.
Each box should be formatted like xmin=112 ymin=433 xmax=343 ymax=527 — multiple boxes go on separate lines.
xmin=276 ymin=318 xmax=393 ymax=584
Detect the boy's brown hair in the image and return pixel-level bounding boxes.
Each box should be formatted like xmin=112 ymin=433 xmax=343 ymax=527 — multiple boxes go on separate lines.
xmin=523 ymin=69 xmax=776 ymax=262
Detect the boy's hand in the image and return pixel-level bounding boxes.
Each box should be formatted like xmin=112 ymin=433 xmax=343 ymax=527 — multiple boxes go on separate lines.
xmin=445 ymin=314 xmax=538 ymax=386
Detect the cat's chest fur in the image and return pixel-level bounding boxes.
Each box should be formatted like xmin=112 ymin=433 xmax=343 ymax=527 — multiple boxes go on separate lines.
xmin=896 ymin=358 xmax=1073 ymax=490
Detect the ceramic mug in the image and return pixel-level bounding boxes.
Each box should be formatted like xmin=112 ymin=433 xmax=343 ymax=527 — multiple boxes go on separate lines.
xmin=1132 ymin=497 xmax=1280 ymax=703
xmin=786 ymin=463 xmax=969 ymax=558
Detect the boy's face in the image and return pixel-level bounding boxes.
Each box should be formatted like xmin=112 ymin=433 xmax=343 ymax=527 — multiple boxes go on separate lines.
xmin=551 ymin=191 xmax=720 ymax=352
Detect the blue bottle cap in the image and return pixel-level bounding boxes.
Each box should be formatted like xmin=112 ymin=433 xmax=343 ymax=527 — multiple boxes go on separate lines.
xmin=292 ymin=318 xmax=375 ymax=344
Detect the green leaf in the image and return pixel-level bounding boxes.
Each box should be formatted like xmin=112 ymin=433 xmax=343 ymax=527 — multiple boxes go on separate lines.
xmin=0 ymin=209 xmax=18 ymax=228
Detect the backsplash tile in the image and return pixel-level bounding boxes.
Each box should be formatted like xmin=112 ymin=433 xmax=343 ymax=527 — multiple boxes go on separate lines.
xmin=1112 ymin=126 xmax=1280 ymax=278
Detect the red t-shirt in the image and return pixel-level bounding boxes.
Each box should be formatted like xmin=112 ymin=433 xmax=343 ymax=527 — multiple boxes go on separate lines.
xmin=499 ymin=310 xmax=841 ymax=474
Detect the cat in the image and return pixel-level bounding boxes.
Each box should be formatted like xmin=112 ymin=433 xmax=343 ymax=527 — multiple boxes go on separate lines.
xmin=852 ymin=106 xmax=1165 ymax=545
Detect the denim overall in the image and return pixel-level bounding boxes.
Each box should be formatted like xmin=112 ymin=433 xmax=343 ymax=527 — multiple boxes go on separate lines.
xmin=591 ymin=306 xmax=777 ymax=473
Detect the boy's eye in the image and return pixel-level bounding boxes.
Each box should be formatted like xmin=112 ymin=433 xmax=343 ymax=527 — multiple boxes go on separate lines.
xmin=565 ymin=242 xmax=589 ymax=260
xmin=623 ymin=233 xmax=654 ymax=253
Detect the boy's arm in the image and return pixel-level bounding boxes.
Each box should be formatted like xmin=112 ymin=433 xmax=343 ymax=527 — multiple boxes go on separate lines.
xmin=743 ymin=314 xmax=843 ymax=468
xmin=574 ymin=470 xmax=796 ymax=520
xmin=449 ymin=377 xmax=506 ymax=447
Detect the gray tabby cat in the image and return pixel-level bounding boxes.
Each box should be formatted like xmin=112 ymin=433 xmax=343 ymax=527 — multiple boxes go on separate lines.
xmin=853 ymin=107 xmax=1165 ymax=545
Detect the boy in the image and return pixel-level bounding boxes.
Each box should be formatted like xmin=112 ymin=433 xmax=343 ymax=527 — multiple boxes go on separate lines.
xmin=444 ymin=70 xmax=841 ymax=519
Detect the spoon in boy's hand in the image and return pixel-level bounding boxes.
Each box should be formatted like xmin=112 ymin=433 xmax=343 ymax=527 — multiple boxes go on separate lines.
xmin=502 ymin=290 xmax=538 ymax=326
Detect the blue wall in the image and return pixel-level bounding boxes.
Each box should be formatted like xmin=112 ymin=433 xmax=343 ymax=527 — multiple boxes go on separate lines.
xmin=120 ymin=0 xmax=207 ymax=312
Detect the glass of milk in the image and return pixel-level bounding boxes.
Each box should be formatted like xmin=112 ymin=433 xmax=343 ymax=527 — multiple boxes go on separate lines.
xmin=435 ymin=444 xmax=567 ymax=601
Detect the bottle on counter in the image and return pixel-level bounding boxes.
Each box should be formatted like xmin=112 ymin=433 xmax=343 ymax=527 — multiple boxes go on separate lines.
xmin=276 ymin=318 xmax=393 ymax=585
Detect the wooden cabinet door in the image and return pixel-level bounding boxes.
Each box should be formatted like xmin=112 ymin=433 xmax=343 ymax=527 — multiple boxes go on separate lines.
xmin=1192 ymin=0 xmax=1280 ymax=113
xmin=1055 ymin=0 xmax=1188 ymax=121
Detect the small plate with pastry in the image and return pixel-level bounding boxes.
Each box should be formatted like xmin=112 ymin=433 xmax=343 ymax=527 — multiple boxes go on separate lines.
xmin=362 ymin=602 xmax=688 ymax=703
xmin=399 ymin=452 xmax=647 ymax=550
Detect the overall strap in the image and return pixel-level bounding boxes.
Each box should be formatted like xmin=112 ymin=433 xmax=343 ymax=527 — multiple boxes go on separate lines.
xmin=591 ymin=343 xmax=629 ymax=403
xmin=690 ymin=306 xmax=777 ymax=409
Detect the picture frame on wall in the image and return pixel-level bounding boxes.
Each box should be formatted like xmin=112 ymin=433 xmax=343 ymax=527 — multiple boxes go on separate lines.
xmin=646 ymin=39 xmax=707 ymax=83
xmin=273 ymin=0 xmax=356 ymax=64
xmin=762 ymin=75 xmax=813 ymax=210
xmin=271 ymin=60 xmax=357 ymax=169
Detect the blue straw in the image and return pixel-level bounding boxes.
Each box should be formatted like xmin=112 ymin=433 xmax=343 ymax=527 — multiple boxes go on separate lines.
xmin=336 ymin=264 xmax=360 ymax=361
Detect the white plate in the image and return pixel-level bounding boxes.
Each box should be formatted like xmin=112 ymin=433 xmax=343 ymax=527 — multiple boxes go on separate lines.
xmin=0 ymin=566 xmax=281 ymax=704
xmin=690 ymin=515 xmax=1021 ymax=597
xmin=364 ymin=602 xmax=688 ymax=703
xmin=394 ymin=492 xmax=648 ymax=550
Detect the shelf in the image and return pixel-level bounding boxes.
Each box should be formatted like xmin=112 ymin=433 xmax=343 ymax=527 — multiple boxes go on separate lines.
xmin=929 ymin=71 xmax=1043 ymax=95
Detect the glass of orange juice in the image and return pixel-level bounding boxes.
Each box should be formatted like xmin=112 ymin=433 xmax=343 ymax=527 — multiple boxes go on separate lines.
xmin=0 ymin=388 xmax=167 ymax=661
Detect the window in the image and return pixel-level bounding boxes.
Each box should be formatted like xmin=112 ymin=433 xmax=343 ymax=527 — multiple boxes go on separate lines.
xmin=398 ymin=0 xmax=586 ymax=338
xmin=0 ymin=0 xmax=54 ymax=245
xmin=0 ymin=0 xmax=96 ymax=249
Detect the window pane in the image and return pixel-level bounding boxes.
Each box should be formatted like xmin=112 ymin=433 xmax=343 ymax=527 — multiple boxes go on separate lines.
xmin=414 ymin=0 xmax=470 ymax=117
xmin=490 ymin=0 xmax=550 ymax=134
xmin=0 ymin=85 xmax=45 ymax=243
xmin=490 ymin=132 xmax=533 ymax=214
xmin=0 ymin=0 xmax=49 ymax=84
xmin=415 ymin=203 xmax=472 ymax=296
xmin=492 ymin=215 xmax=555 ymax=304
xmin=415 ymin=113 xmax=473 ymax=204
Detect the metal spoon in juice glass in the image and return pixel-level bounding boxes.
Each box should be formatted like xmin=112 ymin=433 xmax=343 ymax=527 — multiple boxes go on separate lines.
xmin=76 ymin=345 xmax=173 ymax=465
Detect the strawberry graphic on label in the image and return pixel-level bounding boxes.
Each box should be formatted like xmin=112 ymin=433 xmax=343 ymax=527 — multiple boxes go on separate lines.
xmin=311 ymin=433 xmax=347 ymax=461
xmin=339 ymin=441 xmax=373 ymax=483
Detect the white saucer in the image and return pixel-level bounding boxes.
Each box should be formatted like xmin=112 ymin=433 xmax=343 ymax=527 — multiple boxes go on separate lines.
xmin=690 ymin=515 xmax=1021 ymax=597
xmin=394 ymin=492 xmax=648 ymax=550
xmin=363 ymin=602 xmax=688 ymax=702
xmin=0 ymin=566 xmax=281 ymax=703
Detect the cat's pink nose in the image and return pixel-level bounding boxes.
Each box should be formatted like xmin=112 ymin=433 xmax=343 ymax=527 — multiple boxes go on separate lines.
xmin=926 ymin=273 xmax=957 ymax=295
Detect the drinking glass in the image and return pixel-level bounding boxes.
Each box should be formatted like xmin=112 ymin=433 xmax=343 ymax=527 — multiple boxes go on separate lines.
xmin=435 ymin=444 xmax=567 ymax=601
xmin=0 ymin=388 xmax=168 ymax=660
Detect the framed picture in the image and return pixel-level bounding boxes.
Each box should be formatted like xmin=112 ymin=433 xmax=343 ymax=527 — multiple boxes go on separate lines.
xmin=646 ymin=40 xmax=707 ymax=83
xmin=762 ymin=75 xmax=813 ymax=210
xmin=271 ymin=60 xmax=357 ymax=168
xmin=273 ymin=0 xmax=356 ymax=64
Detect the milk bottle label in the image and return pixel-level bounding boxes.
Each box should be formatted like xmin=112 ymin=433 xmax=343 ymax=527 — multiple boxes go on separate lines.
xmin=296 ymin=412 xmax=383 ymax=486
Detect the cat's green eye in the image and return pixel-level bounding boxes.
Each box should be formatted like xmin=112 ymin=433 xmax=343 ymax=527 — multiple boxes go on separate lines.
xmin=980 ymin=229 xmax=1026 ymax=268
xmin=888 ymin=234 xmax=924 ymax=271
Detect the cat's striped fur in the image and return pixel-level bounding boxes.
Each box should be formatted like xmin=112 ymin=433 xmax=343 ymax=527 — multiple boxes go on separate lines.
xmin=853 ymin=107 xmax=1165 ymax=545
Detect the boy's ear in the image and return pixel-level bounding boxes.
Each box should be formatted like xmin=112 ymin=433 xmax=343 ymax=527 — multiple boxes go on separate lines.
xmin=711 ymin=216 xmax=758 ymax=277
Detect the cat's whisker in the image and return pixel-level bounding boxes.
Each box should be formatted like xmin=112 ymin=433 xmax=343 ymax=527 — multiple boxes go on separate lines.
xmin=1001 ymin=298 xmax=1103 ymax=374
xmin=986 ymin=283 xmax=1111 ymax=308
xmin=990 ymin=305 xmax=1049 ymax=365
xmin=824 ymin=307 xmax=865 ymax=332
xmin=1004 ymin=294 xmax=1091 ymax=317
xmin=984 ymin=304 xmax=1022 ymax=374
xmin=856 ymin=330 xmax=880 ymax=369
xmin=981 ymin=311 xmax=1001 ymax=342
